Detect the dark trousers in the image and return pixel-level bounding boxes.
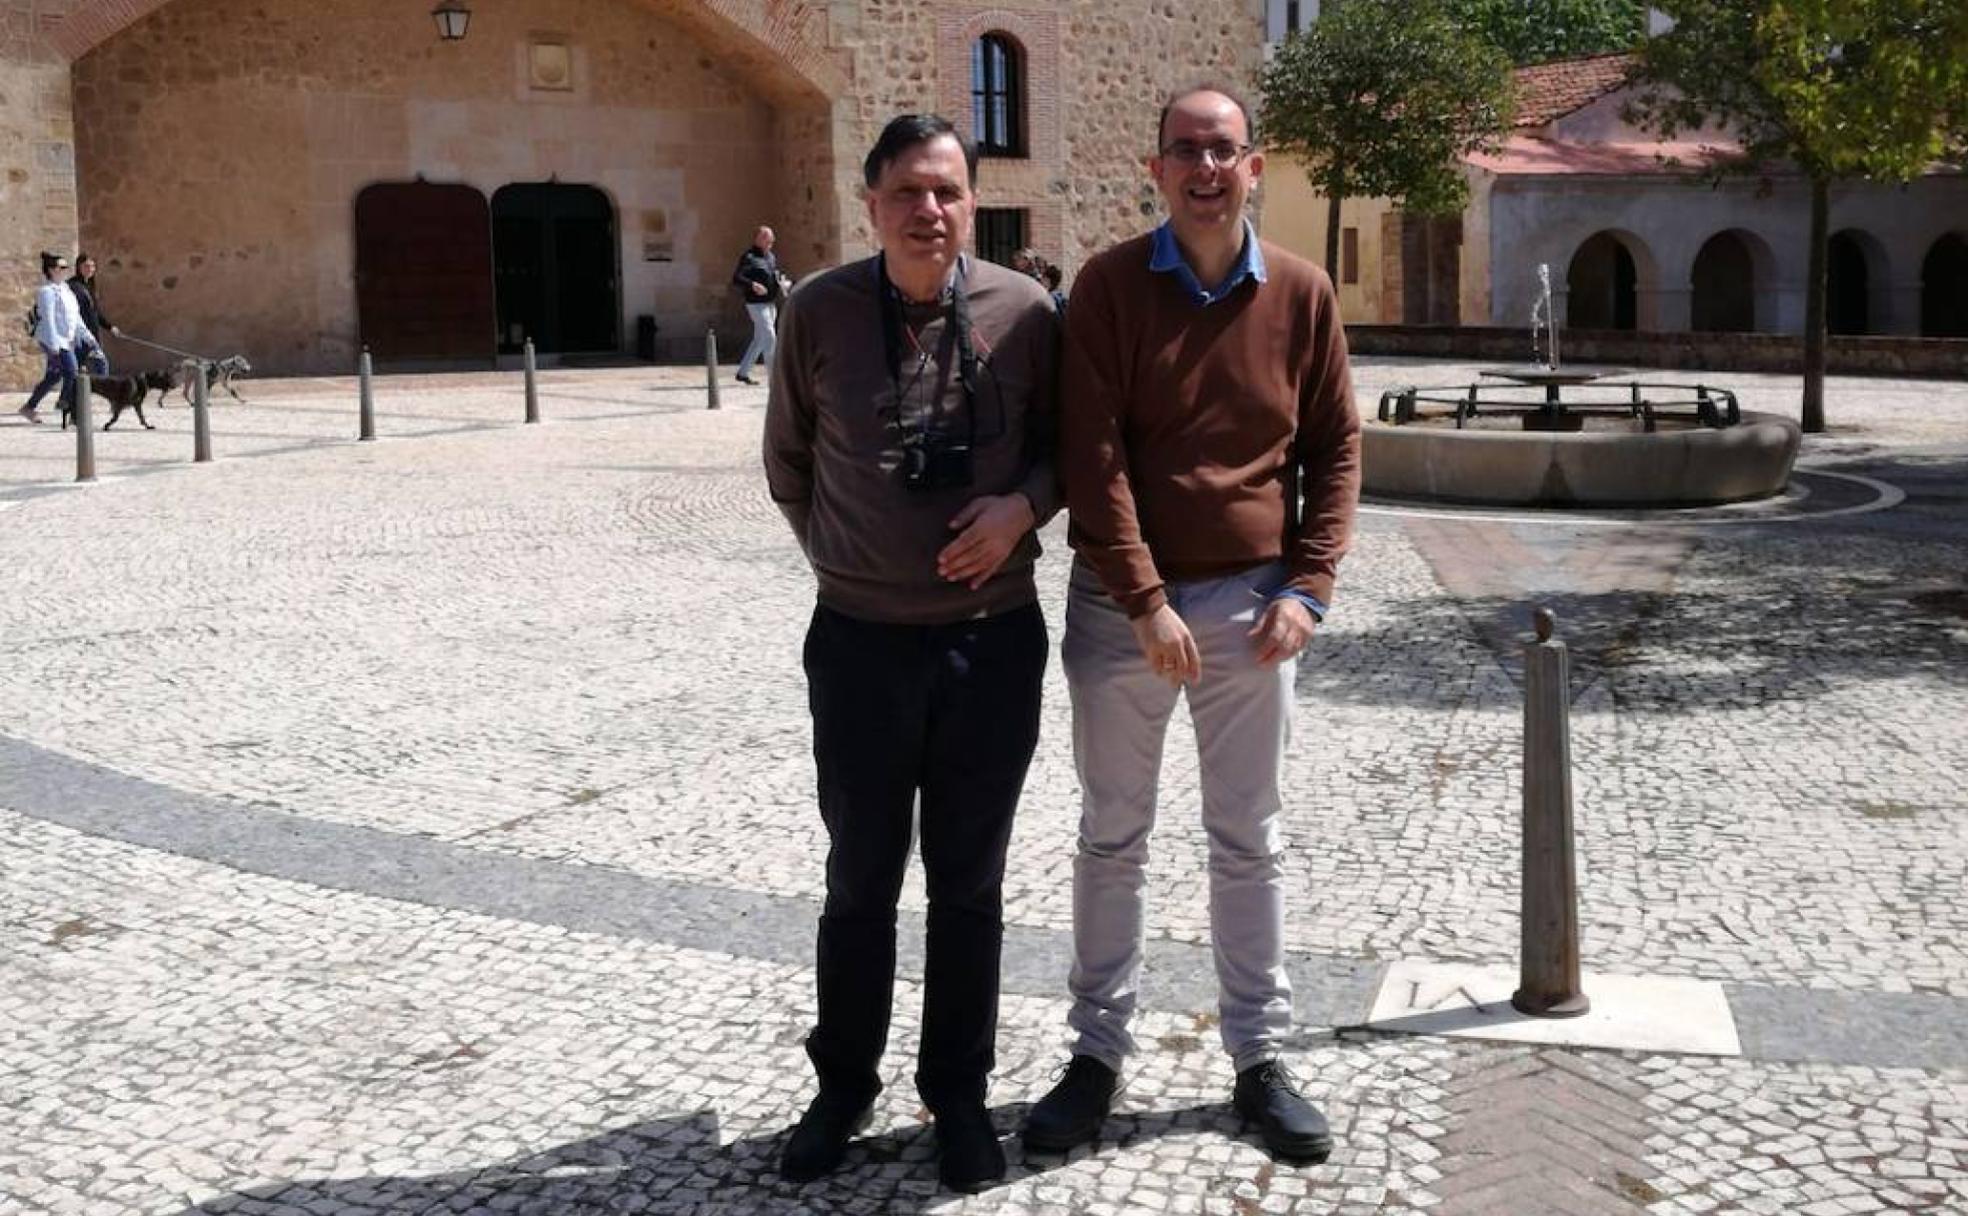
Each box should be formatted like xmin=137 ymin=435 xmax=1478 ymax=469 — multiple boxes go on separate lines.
xmin=802 ymin=601 xmax=1047 ymax=1112
xmin=25 ymin=348 xmax=77 ymax=412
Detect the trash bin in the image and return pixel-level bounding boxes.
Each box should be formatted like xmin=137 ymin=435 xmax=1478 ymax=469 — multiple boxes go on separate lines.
xmin=636 ymin=315 xmax=659 ymax=362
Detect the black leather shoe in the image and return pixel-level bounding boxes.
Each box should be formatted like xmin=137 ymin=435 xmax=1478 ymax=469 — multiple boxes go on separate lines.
xmin=934 ymin=1103 xmax=1006 ymax=1193
xmin=1232 ymin=1060 xmax=1332 ymax=1163
xmin=779 ymin=1089 xmax=875 ymax=1183
xmin=735 ymin=373 xmax=756 ymax=384
xmin=1021 ymin=1055 xmax=1118 ymax=1152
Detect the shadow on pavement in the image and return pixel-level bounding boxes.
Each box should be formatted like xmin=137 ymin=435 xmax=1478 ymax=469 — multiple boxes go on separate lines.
xmin=164 ymin=1096 xmax=1302 ymax=1213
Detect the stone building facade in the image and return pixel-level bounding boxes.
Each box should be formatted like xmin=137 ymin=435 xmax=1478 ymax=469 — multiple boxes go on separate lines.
xmin=3 ymin=0 xmax=1262 ymax=380
xmin=1265 ymin=52 xmax=1968 ymax=340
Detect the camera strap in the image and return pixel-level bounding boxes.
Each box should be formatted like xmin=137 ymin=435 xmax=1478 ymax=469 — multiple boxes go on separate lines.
xmin=876 ymin=253 xmax=978 ymax=447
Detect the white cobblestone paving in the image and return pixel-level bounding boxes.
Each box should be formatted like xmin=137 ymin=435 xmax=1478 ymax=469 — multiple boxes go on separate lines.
xmin=2 ymin=361 xmax=1964 ymax=1212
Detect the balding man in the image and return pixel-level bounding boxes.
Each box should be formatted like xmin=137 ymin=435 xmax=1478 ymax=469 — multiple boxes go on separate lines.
xmin=1023 ymin=83 xmax=1360 ymax=1164
xmin=733 ymin=224 xmax=789 ymax=384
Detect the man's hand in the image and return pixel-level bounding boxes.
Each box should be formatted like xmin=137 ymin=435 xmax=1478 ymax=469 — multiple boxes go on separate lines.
xmin=1132 ymin=604 xmax=1201 ymax=687
xmin=1248 ymin=597 xmax=1317 ymax=667
xmin=749 ymin=281 xmax=767 ymax=297
xmin=937 ymin=493 xmax=1035 ymax=589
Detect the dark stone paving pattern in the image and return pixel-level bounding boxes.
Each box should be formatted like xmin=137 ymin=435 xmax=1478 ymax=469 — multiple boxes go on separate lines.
xmin=7 ymin=730 xmax=1966 ymax=1073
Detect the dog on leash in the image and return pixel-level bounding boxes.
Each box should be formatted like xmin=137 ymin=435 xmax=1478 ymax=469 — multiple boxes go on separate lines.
xmin=58 ymin=374 xmax=155 ymax=431
xmin=139 ymin=366 xmax=180 ymax=404
xmin=179 ymin=355 xmax=252 ymax=404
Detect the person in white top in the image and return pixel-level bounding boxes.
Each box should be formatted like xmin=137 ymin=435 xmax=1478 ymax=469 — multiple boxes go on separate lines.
xmin=20 ymin=251 xmax=96 ymax=425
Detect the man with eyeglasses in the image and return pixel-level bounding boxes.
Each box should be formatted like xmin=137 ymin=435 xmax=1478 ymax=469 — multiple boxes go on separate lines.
xmin=762 ymin=113 xmax=1060 ymax=1193
xmin=1023 ymin=84 xmax=1360 ymax=1163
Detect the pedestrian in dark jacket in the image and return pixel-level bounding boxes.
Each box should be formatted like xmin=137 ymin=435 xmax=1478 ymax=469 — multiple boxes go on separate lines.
xmin=69 ymin=252 xmax=117 ymax=375
xmin=732 ymin=225 xmax=788 ymax=384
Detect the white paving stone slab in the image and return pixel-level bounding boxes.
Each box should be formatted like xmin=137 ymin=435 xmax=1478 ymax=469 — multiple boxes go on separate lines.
xmin=1364 ymin=959 xmax=1743 ymax=1056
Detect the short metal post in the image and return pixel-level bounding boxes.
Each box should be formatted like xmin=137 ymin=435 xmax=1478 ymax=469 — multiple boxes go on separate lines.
xmin=192 ymin=364 xmax=213 ymax=463
xmin=705 ymin=327 xmax=721 ymax=411
xmin=523 ymin=338 xmax=540 ymax=424
xmin=358 ymin=347 xmax=376 ymax=441
xmin=74 ymin=374 xmax=97 ymax=483
xmin=1512 ymin=607 xmax=1590 ymax=1018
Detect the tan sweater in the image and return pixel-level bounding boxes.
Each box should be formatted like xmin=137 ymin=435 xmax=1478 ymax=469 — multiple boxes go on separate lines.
xmin=1061 ymin=232 xmax=1361 ymax=618
xmin=763 ymin=255 xmax=1060 ymax=624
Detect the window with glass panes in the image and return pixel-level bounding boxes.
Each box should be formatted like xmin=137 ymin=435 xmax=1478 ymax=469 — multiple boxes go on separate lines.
xmin=972 ymin=34 xmax=1026 ymax=157
xmin=974 ymin=208 xmax=1029 ymax=268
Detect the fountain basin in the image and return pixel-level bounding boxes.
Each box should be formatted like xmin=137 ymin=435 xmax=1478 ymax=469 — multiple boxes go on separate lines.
xmin=1362 ymin=409 xmax=1802 ymax=507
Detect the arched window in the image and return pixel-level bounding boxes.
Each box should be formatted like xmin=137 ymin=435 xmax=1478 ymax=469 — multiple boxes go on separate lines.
xmin=972 ymin=33 xmax=1026 ymax=157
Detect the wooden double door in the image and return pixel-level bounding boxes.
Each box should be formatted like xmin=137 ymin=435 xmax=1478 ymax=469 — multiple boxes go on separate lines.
xmin=355 ymin=180 xmax=618 ymax=362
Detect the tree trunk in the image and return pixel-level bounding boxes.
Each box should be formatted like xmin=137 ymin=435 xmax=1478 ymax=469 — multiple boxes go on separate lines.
xmin=1801 ymin=175 xmax=1828 ymax=434
xmin=1325 ymin=190 xmax=1343 ymax=278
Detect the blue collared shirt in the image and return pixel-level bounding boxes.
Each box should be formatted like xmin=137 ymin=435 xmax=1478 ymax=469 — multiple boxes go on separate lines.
xmin=1147 ymin=218 xmax=1267 ymax=307
xmin=1146 ymin=220 xmax=1325 ymax=623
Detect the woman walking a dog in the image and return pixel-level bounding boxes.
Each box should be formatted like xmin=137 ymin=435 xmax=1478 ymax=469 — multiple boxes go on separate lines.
xmin=69 ymin=253 xmax=117 ymax=375
xmin=18 ymin=252 xmax=97 ymax=426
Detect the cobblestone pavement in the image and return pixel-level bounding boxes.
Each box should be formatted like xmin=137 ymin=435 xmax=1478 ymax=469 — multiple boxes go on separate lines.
xmin=2 ymin=362 xmax=1964 ymax=1214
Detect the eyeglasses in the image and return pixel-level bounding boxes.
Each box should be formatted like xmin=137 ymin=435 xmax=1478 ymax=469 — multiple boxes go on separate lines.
xmin=1158 ymin=140 xmax=1253 ymax=170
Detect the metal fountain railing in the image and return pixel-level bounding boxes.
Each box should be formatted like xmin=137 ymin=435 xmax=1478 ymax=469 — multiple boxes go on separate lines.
xmin=1376 ymin=379 xmax=1744 ymax=431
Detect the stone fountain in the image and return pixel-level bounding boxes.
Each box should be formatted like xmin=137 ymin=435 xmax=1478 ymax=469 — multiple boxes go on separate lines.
xmin=1364 ymin=264 xmax=1801 ymax=506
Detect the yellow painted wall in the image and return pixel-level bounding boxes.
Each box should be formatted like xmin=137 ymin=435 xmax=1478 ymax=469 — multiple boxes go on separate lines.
xmin=1258 ymin=154 xmax=1394 ymax=323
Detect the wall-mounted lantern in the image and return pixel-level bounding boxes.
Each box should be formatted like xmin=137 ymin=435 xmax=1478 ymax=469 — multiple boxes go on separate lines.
xmin=432 ymin=0 xmax=471 ymax=41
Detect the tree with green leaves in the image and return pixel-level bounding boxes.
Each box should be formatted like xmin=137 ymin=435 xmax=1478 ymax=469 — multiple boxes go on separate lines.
xmin=1629 ymin=0 xmax=1968 ymax=433
xmin=1442 ymin=0 xmax=1646 ymax=64
xmin=1259 ymin=0 xmax=1516 ymax=276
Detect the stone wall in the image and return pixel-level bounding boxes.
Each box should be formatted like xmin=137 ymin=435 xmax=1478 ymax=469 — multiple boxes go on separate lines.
xmin=1 ymin=0 xmax=81 ymax=388
xmin=4 ymin=0 xmax=1268 ymax=382
xmin=832 ymin=0 xmax=1262 ymax=273
xmin=68 ymin=0 xmax=818 ymax=371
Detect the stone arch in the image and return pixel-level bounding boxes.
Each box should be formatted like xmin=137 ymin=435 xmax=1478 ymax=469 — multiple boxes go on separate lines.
xmin=1565 ymin=229 xmax=1658 ymax=331
xmin=1691 ymin=228 xmax=1776 ymax=333
xmin=1827 ymin=228 xmax=1888 ymax=336
xmin=1921 ymin=232 xmax=1968 ymax=337
xmin=44 ymin=0 xmax=843 ymax=101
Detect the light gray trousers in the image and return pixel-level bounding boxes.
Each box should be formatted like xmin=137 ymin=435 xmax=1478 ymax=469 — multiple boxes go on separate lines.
xmin=1060 ymin=557 xmax=1295 ymax=1073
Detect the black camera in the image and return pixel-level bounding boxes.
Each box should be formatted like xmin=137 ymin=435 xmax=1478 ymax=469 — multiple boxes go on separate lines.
xmin=900 ymin=432 xmax=974 ymax=492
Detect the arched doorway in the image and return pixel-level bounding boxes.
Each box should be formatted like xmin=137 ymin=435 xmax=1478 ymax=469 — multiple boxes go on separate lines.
xmin=491 ymin=183 xmax=620 ymax=355
xmin=1922 ymin=234 xmax=1968 ymax=337
xmin=1691 ymin=231 xmax=1758 ymax=332
xmin=354 ymin=182 xmax=496 ymax=362
xmin=1827 ymin=231 xmax=1874 ymax=335
xmin=1567 ymin=232 xmax=1638 ymax=330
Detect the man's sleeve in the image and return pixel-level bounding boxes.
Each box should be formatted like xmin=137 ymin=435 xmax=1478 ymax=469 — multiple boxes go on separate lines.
xmin=1287 ymin=274 xmax=1362 ymax=608
xmin=761 ymin=292 xmax=816 ymax=550
xmin=1060 ymin=262 xmax=1165 ymax=618
xmin=1012 ymin=298 xmax=1062 ymax=526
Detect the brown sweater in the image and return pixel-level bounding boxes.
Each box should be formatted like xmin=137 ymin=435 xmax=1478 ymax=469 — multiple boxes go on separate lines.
xmin=1061 ymin=231 xmax=1361 ymax=618
xmin=763 ymin=255 xmax=1060 ymax=625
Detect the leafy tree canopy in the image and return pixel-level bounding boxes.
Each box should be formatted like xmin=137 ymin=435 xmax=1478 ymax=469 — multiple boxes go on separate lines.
xmin=1259 ymin=0 xmax=1516 ymax=220
xmin=1442 ymin=0 xmax=1646 ymax=65
xmin=1629 ymin=0 xmax=1968 ymax=183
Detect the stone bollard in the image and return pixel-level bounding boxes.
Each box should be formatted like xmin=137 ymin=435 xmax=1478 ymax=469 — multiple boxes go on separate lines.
xmin=1511 ymin=607 xmax=1591 ymax=1018
xmin=523 ymin=338 xmax=540 ymax=425
xmin=705 ymin=327 xmax=721 ymax=411
xmin=74 ymin=374 xmax=97 ymax=483
xmin=193 ymin=363 xmax=213 ymax=463
xmin=358 ymin=347 xmax=376 ymax=441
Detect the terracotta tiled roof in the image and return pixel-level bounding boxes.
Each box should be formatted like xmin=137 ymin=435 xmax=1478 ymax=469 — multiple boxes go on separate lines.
xmin=1511 ymin=52 xmax=1637 ymax=129
xmin=1468 ymin=134 xmax=1745 ymax=177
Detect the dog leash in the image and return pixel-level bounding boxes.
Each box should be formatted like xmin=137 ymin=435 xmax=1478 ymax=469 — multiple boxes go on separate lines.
xmin=117 ymin=332 xmax=212 ymax=362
